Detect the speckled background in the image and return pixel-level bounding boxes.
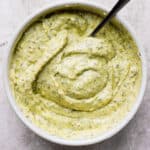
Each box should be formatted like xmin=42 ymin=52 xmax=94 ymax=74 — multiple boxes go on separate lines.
xmin=0 ymin=0 xmax=150 ymax=149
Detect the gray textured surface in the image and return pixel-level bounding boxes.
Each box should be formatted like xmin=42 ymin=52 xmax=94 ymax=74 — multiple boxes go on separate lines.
xmin=0 ymin=0 xmax=150 ymax=149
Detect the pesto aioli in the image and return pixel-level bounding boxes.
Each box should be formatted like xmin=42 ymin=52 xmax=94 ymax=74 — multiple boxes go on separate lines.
xmin=9 ymin=10 xmax=142 ymax=140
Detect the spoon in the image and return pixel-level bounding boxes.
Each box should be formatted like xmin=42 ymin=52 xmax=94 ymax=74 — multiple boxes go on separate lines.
xmin=90 ymin=0 xmax=130 ymax=36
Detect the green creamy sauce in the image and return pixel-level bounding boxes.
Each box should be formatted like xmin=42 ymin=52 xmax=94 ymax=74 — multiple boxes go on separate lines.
xmin=9 ymin=10 xmax=142 ymax=140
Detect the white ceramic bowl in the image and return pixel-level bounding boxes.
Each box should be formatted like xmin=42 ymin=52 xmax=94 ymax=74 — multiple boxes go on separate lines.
xmin=4 ymin=0 xmax=147 ymax=146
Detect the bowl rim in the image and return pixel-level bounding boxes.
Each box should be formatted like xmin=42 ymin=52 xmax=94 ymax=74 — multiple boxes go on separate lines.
xmin=4 ymin=0 xmax=147 ymax=146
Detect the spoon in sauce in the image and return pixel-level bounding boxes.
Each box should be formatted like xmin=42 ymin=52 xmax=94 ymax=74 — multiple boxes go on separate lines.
xmin=90 ymin=0 xmax=131 ymax=36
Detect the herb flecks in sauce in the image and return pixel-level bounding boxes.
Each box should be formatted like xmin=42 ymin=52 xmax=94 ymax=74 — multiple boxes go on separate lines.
xmin=9 ymin=10 xmax=142 ymax=140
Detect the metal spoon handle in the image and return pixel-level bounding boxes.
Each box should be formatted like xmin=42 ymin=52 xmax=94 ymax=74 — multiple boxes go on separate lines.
xmin=91 ymin=0 xmax=130 ymax=36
